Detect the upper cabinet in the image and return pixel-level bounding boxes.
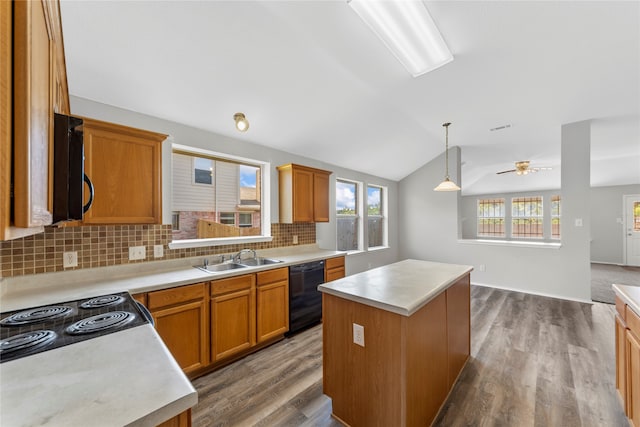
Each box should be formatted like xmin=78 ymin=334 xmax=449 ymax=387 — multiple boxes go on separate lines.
xmin=277 ymin=163 xmax=331 ymax=223
xmin=82 ymin=118 xmax=166 ymax=224
xmin=2 ymin=0 xmax=69 ymax=241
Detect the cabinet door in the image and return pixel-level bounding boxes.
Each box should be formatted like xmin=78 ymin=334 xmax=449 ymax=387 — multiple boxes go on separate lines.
xmin=211 ymin=288 xmax=255 ymax=362
xmin=152 ymin=299 xmax=209 ymax=375
xmin=156 ymin=409 xmax=191 ymax=427
xmin=628 ymin=330 xmax=640 ymax=427
xmin=616 ymin=314 xmax=628 ymax=411
xmin=313 ymin=172 xmax=330 ymax=222
xmin=1 ymin=0 xmax=11 ymax=241
xmin=257 ymin=280 xmax=289 ymax=343
xmin=326 ymin=267 xmax=345 ymax=282
xmin=83 ymin=120 xmax=164 ymax=224
xmin=292 ymin=168 xmax=314 ymax=222
xmin=13 ymin=0 xmax=54 ymax=228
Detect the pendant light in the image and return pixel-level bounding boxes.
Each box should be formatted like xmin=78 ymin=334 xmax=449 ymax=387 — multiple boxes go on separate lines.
xmin=433 ymin=122 xmax=461 ymax=192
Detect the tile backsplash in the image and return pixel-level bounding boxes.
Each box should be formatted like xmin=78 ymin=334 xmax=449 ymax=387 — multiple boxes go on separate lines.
xmin=0 ymin=223 xmax=315 ymax=278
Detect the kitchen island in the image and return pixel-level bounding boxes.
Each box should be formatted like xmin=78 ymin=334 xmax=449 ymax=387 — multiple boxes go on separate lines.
xmin=318 ymin=259 xmax=473 ymax=427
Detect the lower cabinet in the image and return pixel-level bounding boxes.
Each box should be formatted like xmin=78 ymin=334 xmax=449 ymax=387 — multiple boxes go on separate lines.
xmin=147 ymin=283 xmax=210 ymax=375
xmin=445 ymin=275 xmax=470 ymax=388
xmin=256 ymin=268 xmax=289 ymax=343
xmin=210 ymin=274 xmax=256 ymax=362
xmin=325 ymin=256 xmax=345 ymax=282
xmin=615 ymin=296 xmax=640 ymax=427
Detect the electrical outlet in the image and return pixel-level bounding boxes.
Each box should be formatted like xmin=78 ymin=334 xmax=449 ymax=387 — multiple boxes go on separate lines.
xmin=63 ymin=251 xmax=78 ymax=268
xmin=129 ymin=246 xmax=146 ymax=260
xmin=292 ymin=235 xmax=298 ymax=245
xmin=153 ymin=245 xmax=164 ymax=258
xmin=353 ymin=323 xmax=365 ymax=347
xmin=575 ymin=218 xmax=583 ymax=227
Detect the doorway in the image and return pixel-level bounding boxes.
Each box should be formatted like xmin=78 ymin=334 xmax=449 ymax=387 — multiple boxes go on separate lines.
xmin=624 ymin=194 xmax=640 ymax=266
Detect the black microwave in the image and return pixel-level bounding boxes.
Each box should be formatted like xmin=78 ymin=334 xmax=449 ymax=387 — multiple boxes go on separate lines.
xmin=53 ymin=113 xmax=94 ymax=223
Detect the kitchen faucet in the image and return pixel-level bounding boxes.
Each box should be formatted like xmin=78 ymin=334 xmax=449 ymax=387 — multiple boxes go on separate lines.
xmin=233 ymin=249 xmax=257 ymax=263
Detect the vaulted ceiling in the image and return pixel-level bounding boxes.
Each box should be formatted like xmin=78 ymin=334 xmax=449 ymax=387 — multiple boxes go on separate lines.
xmin=60 ymin=1 xmax=639 ymax=195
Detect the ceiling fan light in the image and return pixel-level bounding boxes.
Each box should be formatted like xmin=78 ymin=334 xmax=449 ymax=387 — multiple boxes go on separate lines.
xmin=348 ymin=0 xmax=453 ymax=77
xmin=233 ymin=113 xmax=249 ymax=132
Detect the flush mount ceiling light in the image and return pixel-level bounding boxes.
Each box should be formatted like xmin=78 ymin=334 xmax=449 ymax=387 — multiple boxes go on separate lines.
xmin=434 ymin=122 xmax=461 ymax=192
xmin=348 ymin=0 xmax=453 ymax=77
xmin=233 ymin=113 xmax=249 ymax=132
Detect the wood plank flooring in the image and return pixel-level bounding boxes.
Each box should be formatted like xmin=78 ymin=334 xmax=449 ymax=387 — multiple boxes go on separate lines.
xmin=192 ymin=286 xmax=628 ymax=426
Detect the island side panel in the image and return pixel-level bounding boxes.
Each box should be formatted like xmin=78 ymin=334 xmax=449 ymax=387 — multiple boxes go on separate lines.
xmin=406 ymin=291 xmax=449 ymax=426
xmin=446 ymin=274 xmax=471 ymax=388
xmin=322 ymin=293 xmax=403 ymax=426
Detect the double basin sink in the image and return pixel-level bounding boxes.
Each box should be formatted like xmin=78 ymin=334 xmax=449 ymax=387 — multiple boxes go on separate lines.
xmin=195 ymin=257 xmax=283 ymax=274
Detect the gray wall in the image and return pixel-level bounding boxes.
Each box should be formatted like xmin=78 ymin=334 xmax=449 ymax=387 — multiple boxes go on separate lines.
xmin=399 ymin=121 xmax=593 ymax=302
xmin=70 ymin=96 xmax=400 ymax=275
xmin=591 ymin=184 xmax=640 ymax=264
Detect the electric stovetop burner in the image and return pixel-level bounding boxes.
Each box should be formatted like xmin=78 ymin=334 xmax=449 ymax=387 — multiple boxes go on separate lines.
xmin=0 ymin=292 xmax=149 ymax=363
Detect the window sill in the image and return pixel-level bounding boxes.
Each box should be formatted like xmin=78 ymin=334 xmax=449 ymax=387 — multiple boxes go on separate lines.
xmin=457 ymin=239 xmax=561 ymax=249
xmin=343 ymin=246 xmax=390 ymax=257
xmin=168 ymin=235 xmax=273 ymax=250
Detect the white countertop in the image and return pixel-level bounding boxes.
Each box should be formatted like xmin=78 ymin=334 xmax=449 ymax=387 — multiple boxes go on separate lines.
xmin=613 ymin=284 xmax=640 ymax=316
xmin=1 ymin=245 xmax=345 ymax=312
xmin=0 ymin=325 xmax=197 ymax=427
xmin=318 ymin=259 xmax=473 ymax=316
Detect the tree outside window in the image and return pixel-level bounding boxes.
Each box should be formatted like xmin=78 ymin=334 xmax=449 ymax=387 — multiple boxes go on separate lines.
xmin=336 ymin=179 xmax=360 ymax=251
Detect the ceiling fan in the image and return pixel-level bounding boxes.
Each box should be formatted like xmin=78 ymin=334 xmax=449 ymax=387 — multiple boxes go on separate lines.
xmin=496 ymin=160 xmax=552 ymax=175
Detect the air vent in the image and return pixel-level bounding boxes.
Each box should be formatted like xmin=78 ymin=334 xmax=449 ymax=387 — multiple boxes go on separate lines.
xmin=489 ymin=124 xmax=512 ymax=131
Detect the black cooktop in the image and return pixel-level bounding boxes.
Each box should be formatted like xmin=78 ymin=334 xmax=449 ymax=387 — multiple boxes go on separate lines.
xmin=0 ymin=292 xmax=150 ymax=363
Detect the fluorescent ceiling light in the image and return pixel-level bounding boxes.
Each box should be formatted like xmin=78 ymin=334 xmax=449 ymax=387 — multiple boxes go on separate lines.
xmin=348 ymin=0 xmax=453 ymax=77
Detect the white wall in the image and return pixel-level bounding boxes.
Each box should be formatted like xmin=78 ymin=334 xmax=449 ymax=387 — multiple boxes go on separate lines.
xmin=70 ymin=96 xmax=399 ymax=275
xmin=591 ymin=184 xmax=640 ymax=264
xmin=399 ymin=121 xmax=593 ymax=302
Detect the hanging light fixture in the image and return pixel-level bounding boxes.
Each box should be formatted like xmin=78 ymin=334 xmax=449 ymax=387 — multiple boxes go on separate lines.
xmin=434 ymin=122 xmax=461 ymax=192
xmin=233 ymin=113 xmax=249 ymax=132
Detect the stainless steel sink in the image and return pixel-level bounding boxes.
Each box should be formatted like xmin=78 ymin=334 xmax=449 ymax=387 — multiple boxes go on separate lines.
xmin=195 ymin=263 xmax=248 ymax=273
xmin=238 ymin=257 xmax=283 ymax=267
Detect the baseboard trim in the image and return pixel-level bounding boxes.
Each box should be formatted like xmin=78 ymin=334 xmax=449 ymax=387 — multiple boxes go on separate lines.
xmin=471 ymin=282 xmax=594 ymax=304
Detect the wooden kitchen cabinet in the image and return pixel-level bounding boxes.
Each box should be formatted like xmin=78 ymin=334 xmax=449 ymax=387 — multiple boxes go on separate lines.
xmin=325 ymin=256 xmax=346 ymax=282
xmin=148 ymin=283 xmax=210 ymax=376
xmin=157 ymin=409 xmax=191 ymax=427
xmin=256 ymin=267 xmax=289 ymax=343
xmin=615 ymin=295 xmax=640 ymax=426
xmin=210 ymin=274 xmax=256 ymax=362
xmin=616 ymin=313 xmax=628 ymax=409
xmin=446 ymin=274 xmax=471 ymax=388
xmin=277 ymin=163 xmax=331 ymax=223
xmin=82 ymin=118 xmax=166 ymax=224
xmin=2 ymin=0 xmax=70 ymax=241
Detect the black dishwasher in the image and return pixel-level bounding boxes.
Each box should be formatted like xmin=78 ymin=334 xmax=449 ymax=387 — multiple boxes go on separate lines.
xmin=288 ymin=260 xmax=325 ymax=335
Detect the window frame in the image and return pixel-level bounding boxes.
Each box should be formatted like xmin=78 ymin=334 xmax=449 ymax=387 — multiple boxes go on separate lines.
xmin=336 ymin=178 xmax=363 ymax=253
xmin=551 ymin=195 xmax=561 ymax=239
xmin=367 ymin=184 xmax=388 ymax=249
xmin=511 ymin=196 xmax=544 ymax=239
xmin=168 ymin=143 xmax=271 ymax=249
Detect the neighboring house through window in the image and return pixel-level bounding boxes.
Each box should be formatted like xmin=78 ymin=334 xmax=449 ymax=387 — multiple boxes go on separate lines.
xmin=512 ymin=196 xmax=543 ymax=238
xmin=367 ymin=185 xmax=387 ymax=248
xmin=477 ymin=198 xmax=505 ymax=237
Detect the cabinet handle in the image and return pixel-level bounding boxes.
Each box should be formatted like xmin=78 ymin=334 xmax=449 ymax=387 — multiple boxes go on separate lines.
xmin=83 ymin=174 xmax=95 ymax=213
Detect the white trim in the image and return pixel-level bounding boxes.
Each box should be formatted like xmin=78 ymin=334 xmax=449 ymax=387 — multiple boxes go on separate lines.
xmin=458 ymin=239 xmax=561 ymax=249
xmin=471 ymin=282 xmax=593 ymax=304
xmin=169 ymin=235 xmax=273 ymax=249
xmin=623 ymin=194 xmax=640 ymax=266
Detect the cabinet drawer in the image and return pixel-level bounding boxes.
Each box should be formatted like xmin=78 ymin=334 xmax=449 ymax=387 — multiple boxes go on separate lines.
xmin=148 ymin=283 xmax=206 ymax=310
xmin=617 ymin=296 xmax=627 ymax=320
xmin=211 ymin=274 xmax=255 ymax=296
xmin=627 ymin=305 xmax=640 ymax=338
xmin=257 ymin=267 xmax=289 ymax=286
xmin=326 ymin=256 xmax=345 ymax=270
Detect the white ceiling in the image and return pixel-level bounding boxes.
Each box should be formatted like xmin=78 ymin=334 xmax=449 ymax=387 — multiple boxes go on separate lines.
xmin=60 ymin=1 xmax=640 ymax=195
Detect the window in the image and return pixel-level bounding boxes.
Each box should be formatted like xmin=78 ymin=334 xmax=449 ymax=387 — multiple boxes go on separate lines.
xmin=367 ymin=185 xmax=387 ymax=248
xmin=193 ymin=157 xmax=213 ymax=185
xmin=477 ymin=199 xmax=505 ymax=237
xmin=220 ymin=212 xmax=235 ymax=225
xmin=635 ymin=202 xmax=640 ymax=231
xmin=551 ymin=195 xmax=561 ymax=239
xmin=512 ymin=197 xmax=543 ymax=238
xmin=170 ymin=144 xmax=270 ymax=247
xmin=336 ymin=179 xmax=362 ymax=251
xmin=239 ymin=212 xmax=252 ymax=228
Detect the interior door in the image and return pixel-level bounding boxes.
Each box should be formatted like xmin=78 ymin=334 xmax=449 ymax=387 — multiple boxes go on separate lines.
xmin=625 ymin=195 xmax=640 ymax=267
